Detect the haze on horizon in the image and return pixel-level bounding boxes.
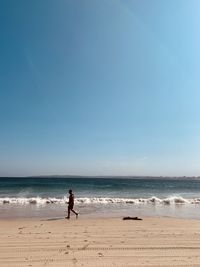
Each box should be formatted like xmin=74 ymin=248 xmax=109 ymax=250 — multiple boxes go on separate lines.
xmin=1 ymin=0 xmax=200 ymax=177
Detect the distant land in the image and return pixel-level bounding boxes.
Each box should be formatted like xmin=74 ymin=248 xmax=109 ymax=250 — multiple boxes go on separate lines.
xmin=1 ymin=175 xmax=200 ymax=179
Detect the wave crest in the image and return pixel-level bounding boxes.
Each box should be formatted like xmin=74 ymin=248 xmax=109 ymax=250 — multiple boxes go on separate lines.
xmin=0 ymin=196 xmax=199 ymax=205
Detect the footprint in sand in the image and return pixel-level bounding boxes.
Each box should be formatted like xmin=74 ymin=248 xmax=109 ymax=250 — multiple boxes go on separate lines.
xmin=98 ymin=252 xmax=103 ymax=257
xmin=72 ymin=258 xmax=77 ymax=264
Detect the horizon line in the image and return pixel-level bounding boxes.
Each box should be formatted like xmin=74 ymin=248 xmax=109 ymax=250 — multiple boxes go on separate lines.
xmin=1 ymin=175 xmax=200 ymax=179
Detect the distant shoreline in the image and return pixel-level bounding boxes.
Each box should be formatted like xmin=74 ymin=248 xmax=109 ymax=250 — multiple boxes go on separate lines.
xmin=1 ymin=175 xmax=200 ymax=179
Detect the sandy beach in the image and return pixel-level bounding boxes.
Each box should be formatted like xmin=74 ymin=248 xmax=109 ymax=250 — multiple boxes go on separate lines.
xmin=0 ymin=216 xmax=200 ymax=267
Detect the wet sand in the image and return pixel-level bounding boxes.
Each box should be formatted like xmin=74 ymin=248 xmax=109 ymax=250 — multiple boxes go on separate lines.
xmin=0 ymin=216 xmax=200 ymax=266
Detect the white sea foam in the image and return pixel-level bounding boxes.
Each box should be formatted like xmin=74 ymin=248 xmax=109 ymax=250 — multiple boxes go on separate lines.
xmin=0 ymin=196 xmax=199 ymax=205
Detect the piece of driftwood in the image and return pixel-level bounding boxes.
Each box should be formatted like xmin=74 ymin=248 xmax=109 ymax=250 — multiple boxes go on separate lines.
xmin=123 ymin=216 xmax=142 ymax=220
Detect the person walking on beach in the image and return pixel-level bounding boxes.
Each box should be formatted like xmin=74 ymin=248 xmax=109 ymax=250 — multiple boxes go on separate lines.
xmin=65 ymin=189 xmax=78 ymax=219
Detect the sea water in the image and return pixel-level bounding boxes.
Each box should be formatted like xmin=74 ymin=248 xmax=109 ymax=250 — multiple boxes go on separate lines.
xmin=0 ymin=177 xmax=200 ymax=219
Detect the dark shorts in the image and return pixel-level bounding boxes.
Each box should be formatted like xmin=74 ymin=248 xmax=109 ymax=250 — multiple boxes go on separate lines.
xmin=68 ymin=204 xmax=74 ymax=210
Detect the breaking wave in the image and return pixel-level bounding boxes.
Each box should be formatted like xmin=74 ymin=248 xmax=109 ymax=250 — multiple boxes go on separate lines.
xmin=0 ymin=196 xmax=200 ymax=205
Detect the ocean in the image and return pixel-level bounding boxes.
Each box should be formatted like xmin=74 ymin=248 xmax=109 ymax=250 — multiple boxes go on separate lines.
xmin=0 ymin=177 xmax=200 ymax=219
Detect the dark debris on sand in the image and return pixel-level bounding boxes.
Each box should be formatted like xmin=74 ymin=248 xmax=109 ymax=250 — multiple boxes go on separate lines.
xmin=123 ymin=216 xmax=142 ymax=220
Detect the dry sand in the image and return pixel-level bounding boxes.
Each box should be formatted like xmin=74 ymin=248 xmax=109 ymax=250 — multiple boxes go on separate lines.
xmin=0 ymin=216 xmax=200 ymax=267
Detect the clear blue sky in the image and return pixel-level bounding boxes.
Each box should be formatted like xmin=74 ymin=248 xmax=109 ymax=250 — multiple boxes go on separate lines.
xmin=1 ymin=0 xmax=200 ymax=177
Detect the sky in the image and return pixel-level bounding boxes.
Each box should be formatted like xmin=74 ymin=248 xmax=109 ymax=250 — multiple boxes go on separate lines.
xmin=1 ymin=0 xmax=200 ymax=177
